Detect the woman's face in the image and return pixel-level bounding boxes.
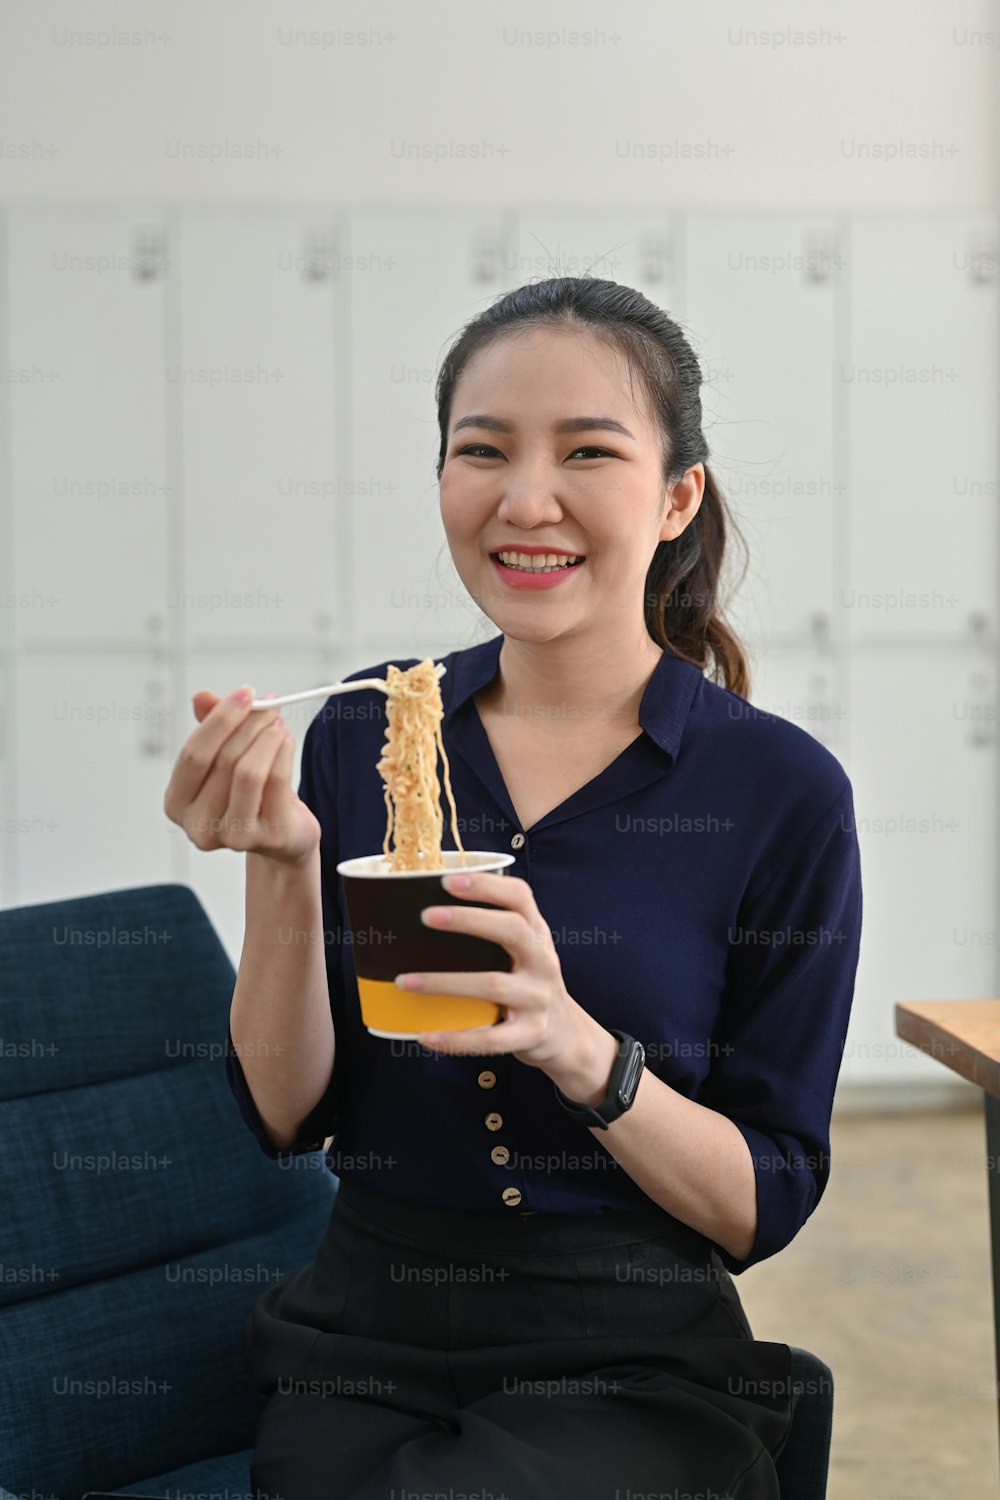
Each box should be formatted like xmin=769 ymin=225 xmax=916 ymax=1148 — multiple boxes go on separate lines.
xmin=439 ymin=324 xmax=704 ymax=642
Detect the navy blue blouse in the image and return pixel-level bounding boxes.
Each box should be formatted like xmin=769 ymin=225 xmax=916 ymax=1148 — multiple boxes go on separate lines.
xmin=225 ymin=632 xmax=863 ymax=1274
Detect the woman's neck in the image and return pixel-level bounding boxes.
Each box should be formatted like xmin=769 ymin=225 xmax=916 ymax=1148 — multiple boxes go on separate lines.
xmin=484 ymin=631 xmax=664 ymax=730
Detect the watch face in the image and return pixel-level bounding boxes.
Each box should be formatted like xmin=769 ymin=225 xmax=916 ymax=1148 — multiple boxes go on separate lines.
xmin=618 ymin=1043 xmax=644 ymax=1106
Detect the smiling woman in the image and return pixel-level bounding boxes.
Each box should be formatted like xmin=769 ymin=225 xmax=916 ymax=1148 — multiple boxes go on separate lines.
xmin=231 ymin=277 xmax=862 ymax=1500
xmin=435 ymin=277 xmax=750 ymax=699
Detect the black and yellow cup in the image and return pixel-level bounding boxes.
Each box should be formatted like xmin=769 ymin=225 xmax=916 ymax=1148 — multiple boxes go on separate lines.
xmin=335 ymin=850 xmax=517 ymax=1038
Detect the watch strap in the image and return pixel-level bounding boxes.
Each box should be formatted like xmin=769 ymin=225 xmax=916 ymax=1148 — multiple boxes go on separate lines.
xmin=553 ymin=1029 xmax=644 ymax=1130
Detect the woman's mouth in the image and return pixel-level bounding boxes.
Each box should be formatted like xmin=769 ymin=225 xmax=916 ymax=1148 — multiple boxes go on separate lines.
xmin=488 ymin=550 xmax=586 ymax=590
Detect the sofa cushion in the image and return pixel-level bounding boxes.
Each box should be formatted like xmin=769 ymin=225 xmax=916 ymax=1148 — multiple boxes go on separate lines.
xmin=0 ymin=883 xmax=339 ymax=1495
xmin=0 ymin=1058 xmax=334 ymax=1309
xmin=0 ymin=884 xmax=241 ymax=1101
xmin=1 ymin=1214 xmax=333 ymax=1496
xmin=111 ymin=1448 xmax=254 ymax=1493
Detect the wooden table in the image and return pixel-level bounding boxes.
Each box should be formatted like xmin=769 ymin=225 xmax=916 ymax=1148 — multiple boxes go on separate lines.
xmin=895 ymin=1000 xmax=1000 ymax=1447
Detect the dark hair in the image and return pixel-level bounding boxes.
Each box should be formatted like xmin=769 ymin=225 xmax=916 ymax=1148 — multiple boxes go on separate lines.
xmin=433 ymin=276 xmax=752 ymax=699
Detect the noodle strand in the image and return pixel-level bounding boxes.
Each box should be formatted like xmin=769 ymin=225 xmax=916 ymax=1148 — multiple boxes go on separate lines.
xmin=375 ymin=660 xmax=468 ymax=872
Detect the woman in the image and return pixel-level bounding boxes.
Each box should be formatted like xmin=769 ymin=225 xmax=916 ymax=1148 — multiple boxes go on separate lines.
xmin=169 ymin=277 xmax=862 ymax=1498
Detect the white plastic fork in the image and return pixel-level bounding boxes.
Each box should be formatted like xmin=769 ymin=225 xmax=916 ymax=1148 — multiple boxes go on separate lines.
xmin=247 ymin=662 xmax=446 ymax=711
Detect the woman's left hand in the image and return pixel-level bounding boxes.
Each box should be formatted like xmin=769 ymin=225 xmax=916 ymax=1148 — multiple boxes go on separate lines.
xmin=394 ymin=869 xmax=600 ymax=1079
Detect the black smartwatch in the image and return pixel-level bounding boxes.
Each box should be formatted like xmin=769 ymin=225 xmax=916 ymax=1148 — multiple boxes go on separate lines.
xmin=553 ymin=1029 xmax=645 ymax=1130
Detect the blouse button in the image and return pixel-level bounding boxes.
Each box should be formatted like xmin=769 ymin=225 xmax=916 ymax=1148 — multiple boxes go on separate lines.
xmin=491 ymin=1145 xmax=510 ymax=1166
xmin=477 ymin=1070 xmax=496 ymax=1089
xmin=502 ymin=1187 xmax=522 ymax=1207
xmin=485 ymin=1111 xmax=503 ymax=1131
xmin=511 ymin=833 xmax=525 ymax=849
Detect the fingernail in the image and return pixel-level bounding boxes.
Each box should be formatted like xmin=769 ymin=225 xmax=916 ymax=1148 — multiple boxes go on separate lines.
xmin=227 ymin=683 xmax=254 ymax=704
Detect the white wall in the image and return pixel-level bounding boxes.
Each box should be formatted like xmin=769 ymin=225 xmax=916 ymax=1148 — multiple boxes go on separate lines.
xmin=0 ymin=0 xmax=997 ymax=211
xmin=1 ymin=2 xmax=996 ymax=1110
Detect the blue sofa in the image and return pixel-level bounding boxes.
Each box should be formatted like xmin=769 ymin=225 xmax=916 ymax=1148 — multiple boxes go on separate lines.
xmin=0 ymin=882 xmax=832 ymax=1498
xmin=0 ymin=882 xmax=335 ymax=1495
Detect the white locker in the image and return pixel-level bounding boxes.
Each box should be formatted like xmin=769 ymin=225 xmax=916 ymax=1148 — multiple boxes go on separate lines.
xmin=843 ymin=646 xmax=998 ymax=1084
xmin=177 ymin=209 xmax=342 ymax=648
xmin=744 ymin=640 xmax=846 ymax=757
xmin=512 ymin=208 xmax=675 ymax=302
xmin=846 ymin=215 xmax=999 ymax=644
xmin=6 ymin=208 xmax=170 ymax=645
xmin=14 ymin=652 xmax=175 ymax=904
xmin=3 ymin=202 xmax=997 ymax=1120
xmin=682 ymin=214 xmax=841 ymax=648
xmin=347 ymin=206 xmax=512 ymax=649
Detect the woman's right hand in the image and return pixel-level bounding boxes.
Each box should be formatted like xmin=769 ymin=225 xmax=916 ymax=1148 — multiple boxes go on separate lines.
xmin=163 ymin=685 xmax=321 ymax=867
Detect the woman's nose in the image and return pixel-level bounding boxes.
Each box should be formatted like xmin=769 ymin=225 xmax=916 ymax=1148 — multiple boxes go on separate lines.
xmin=496 ymin=469 xmax=564 ymax=525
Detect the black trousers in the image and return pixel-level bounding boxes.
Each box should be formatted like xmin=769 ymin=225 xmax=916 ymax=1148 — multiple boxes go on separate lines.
xmin=245 ymin=1178 xmax=794 ymax=1499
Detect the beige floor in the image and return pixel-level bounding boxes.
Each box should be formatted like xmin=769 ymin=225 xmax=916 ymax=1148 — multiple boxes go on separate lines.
xmin=735 ymin=1105 xmax=999 ymax=1496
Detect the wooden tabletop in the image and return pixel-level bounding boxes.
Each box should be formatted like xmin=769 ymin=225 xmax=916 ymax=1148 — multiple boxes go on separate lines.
xmin=895 ymin=1000 xmax=1000 ymax=1099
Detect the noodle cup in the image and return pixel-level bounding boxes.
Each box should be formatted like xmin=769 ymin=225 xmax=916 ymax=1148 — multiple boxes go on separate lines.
xmin=335 ymin=850 xmax=517 ymax=1038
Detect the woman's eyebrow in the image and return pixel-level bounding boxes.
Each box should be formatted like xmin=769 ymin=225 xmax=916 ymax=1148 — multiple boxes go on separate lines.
xmin=451 ymin=414 xmax=635 ymax=439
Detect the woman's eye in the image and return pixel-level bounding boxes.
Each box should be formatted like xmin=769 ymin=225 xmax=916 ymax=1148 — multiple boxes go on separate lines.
xmin=455 ymin=444 xmax=615 ymax=460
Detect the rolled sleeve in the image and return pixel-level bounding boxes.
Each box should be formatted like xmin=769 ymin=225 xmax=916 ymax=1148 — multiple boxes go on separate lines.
xmin=703 ymin=779 xmax=863 ymax=1274
xmin=224 ymin=1017 xmax=338 ymax=1159
xmin=223 ymin=708 xmax=347 ymax=1161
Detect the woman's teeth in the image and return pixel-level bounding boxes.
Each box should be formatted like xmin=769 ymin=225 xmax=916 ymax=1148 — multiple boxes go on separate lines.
xmin=494 ymin=551 xmax=583 ymax=573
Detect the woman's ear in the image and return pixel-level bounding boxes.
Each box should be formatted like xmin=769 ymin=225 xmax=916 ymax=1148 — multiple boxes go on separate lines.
xmin=659 ymin=463 xmax=706 ymax=543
